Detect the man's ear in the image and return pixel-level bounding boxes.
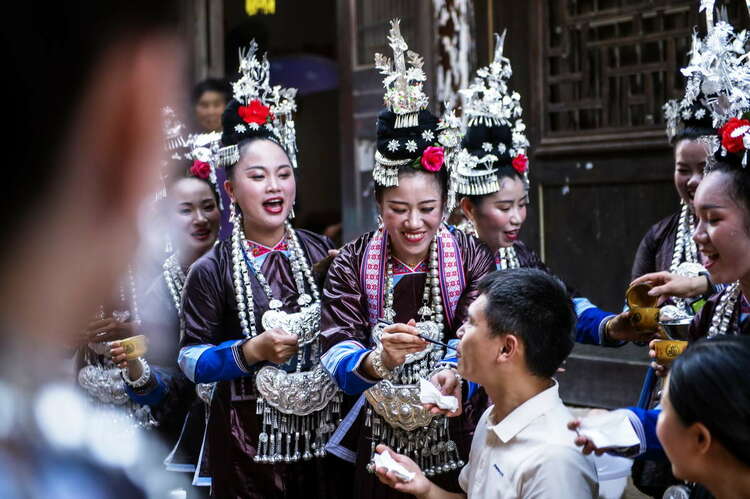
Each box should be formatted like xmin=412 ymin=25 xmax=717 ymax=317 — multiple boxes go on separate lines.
xmin=66 ymin=36 xmax=182 ymax=226
xmin=495 ymin=334 xmax=520 ymax=364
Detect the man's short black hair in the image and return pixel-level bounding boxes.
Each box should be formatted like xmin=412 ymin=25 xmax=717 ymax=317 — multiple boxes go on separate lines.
xmin=477 ymin=268 xmax=575 ymax=378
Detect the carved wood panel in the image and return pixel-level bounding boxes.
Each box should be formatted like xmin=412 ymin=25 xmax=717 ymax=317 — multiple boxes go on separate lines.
xmin=539 ymin=0 xmax=698 ymax=153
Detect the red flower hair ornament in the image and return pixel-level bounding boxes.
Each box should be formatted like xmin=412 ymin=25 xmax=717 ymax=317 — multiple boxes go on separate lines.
xmin=512 ymin=154 xmax=529 ymax=174
xmin=719 ymin=117 xmax=750 ymax=154
xmin=190 ymin=160 xmax=212 ymax=180
xmin=238 ymin=99 xmax=272 ymax=125
xmin=420 ymin=146 xmax=445 ymax=172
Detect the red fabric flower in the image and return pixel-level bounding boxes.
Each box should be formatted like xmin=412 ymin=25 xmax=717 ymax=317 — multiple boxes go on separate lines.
xmin=420 ymin=146 xmax=444 ymax=172
xmin=190 ymin=160 xmax=212 ymax=180
xmin=238 ymin=99 xmax=271 ymax=125
xmin=719 ymin=117 xmax=750 ymax=153
xmin=512 ymin=154 xmax=529 ymax=174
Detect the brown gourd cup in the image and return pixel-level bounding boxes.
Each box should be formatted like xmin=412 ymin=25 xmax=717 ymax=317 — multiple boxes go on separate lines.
xmin=625 ymin=283 xmax=660 ymax=331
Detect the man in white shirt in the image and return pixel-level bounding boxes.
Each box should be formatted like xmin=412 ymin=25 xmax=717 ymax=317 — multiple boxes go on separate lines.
xmin=374 ymin=268 xmax=598 ymax=498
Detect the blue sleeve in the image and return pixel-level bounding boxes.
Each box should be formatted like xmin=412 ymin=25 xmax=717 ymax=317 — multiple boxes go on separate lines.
xmin=320 ymin=340 xmax=378 ymax=395
xmin=125 ymin=369 xmax=168 ymax=407
xmin=625 ymin=407 xmax=663 ymax=456
xmin=178 ymin=339 xmax=253 ymax=383
xmin=572 ymin=297 xmax=624 ymax=347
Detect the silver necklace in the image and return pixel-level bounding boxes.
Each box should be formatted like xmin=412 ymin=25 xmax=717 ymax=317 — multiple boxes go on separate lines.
xmin=707 ymin=281 xmax=741 ymax=338
xmin=383 ymin=236 xmax=443 ymax=323
xmin=670 ymin=202 xmax=698 ymax=274
xmin=163 ymin=253 xmax=186 ymax=313
xmin=231 ymin=216 xmax=320 ymax=335
xmin=497 ymin=246 xmax=520 ymax=269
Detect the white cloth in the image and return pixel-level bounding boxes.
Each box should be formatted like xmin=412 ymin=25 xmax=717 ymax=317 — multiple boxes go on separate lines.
xmin=418 ymin=378 xmax=459 ymax=412
xmin=577 ymin=410 xmax=641 ymax=450
xmin=458 ymin=381 xmax=598 ymax=498
xmin=372 ymin=449 xmax=414 ymax=482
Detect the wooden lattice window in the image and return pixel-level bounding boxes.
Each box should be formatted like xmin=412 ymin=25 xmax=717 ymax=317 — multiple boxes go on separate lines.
xmin=540 ymin=0 xmax=700 ymax=151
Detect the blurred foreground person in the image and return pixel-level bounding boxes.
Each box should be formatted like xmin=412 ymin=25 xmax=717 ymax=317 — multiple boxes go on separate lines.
xmin=0 ymin=2 xmax=188 ymax=497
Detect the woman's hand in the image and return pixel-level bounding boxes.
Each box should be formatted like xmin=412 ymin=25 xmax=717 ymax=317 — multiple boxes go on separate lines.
xmin=242 ymin=328 xmax=299 ymax=365
xmin=605 ymin=311 xmax=659 ymax=343
xmin=109 ymin=341 xmax=144 ymax=379
xmin=86 ymin=317 xmax=136 ymax=343
xmin=630 ymin=272 xmax=709 ymax=303
xmin=380 ymin=319 xmax=427 ymax=370
xmin=373 ymin=444 xmax=433 ymax=497
xmin=424 ymin=369 xmax=462 ymax=417
xmin=648 ymin=339 xmax=668 ymax=377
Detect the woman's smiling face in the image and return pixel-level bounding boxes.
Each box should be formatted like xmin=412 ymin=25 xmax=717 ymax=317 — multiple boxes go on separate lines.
xmin=379 ymin=171 xmax=444 ymax=265
xmin=692 ymin=170 xmax=750 ymax=284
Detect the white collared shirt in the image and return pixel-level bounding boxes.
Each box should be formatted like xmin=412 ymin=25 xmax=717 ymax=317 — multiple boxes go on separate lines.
xmin=458 ymin=381 xmax=598 ymax=498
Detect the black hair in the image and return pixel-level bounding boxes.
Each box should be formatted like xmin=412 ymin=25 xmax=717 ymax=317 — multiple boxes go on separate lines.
xmin=671 ymin=97 xmax=715 ymax=147
xmin=668 ymin=335 xmax=750 ymax=466
xmin=464 ymin=166 xmax=526 ymax=207
xmin=477 ymin=268 xmax=575 ymax=378
xmin=192 ymin=78 xmax=231 ymax=104
xmin=373 ymin=164 xmax=450 ymax=206
xmin=709 ymin=151 xmax=750 ymax=232
xmin=6 ymin=2 xmax=178 ymax=259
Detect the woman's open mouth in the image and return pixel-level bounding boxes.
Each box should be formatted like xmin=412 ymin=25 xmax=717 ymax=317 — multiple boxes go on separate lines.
xmin=262 ymin=197 xmax=284 ymax=215
xmin=504 ymin=230 xmax=519 ymax=241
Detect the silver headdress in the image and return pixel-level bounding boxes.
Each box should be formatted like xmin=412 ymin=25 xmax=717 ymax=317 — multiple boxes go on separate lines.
xmin=218 ymin=40 xmax=298 ymax=169
xmin=374 ymin=19 xmax=429 ymax=129
xmin=677 ymin=8 xmax=750 ymax=165
xmin=372 ymin=19 xmax=460 ymax=190
xmin=454 ymin=31 xmax=530 ymax=196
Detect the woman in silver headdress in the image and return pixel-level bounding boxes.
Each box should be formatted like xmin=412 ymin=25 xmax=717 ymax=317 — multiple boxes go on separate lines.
xmin=319 ymin=20 xmax=495 ymax=498
xmin=177 ymin=41 xmax=348 ymax=498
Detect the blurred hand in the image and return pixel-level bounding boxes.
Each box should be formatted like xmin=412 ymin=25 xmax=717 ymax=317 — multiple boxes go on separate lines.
xmin=606 ymin=311 xmax=659 ymax=343
xmin=648 ymin=339 xmax=668 ymax=377
xmin=380 ymin=319 xmax=427 ymax=370
xmin=630 ymin=272 xmax=708 ymax=304
xmin=243 ymin=327 xmax=299 ymax=365
xmin=373 ymin=444 xmax=432 ymax=496
xmin=86 ymin=317 xmax=136 ymax=343
xmin=424 ymin=369 xmax=462 ymax=417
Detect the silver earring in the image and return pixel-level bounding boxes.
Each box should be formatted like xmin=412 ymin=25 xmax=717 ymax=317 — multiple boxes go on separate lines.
xmin=288 ymin=206 xmax=296 ymax=220
xmin=376 ymin=214 xmax=384 ymax=229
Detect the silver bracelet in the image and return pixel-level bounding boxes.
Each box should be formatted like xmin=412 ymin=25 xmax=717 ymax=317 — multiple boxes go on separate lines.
xmin=121 ymin=358 xmax=151 ymax=389
xmin=369 ymin=346 xmax=395 ymax=381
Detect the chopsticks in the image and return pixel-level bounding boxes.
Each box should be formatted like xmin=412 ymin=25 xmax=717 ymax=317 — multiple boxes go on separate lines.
xmin=377 ymin=319 xmax=458 ymax=352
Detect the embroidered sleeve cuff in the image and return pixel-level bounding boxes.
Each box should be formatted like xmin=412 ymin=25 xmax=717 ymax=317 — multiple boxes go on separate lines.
xmin=232 ymin=338 xmax=254 ymax=373
xmin=598 ymin=315 xmax=626 ymax=347
xmin=321 ymin=340 xmax=377 ymax=395
xmin=179 ymin=340 xmax=253 ymax=384
xmin=125 ymin=370 xmax=168 ymax=407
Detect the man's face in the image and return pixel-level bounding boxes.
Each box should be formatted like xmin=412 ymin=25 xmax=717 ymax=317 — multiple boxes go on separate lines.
xmin=456 ymin=294 xmax=502 ymax=385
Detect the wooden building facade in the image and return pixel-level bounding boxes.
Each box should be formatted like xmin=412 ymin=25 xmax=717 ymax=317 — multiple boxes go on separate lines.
xmin=185 ymin=0 xmax=748 ymax=407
